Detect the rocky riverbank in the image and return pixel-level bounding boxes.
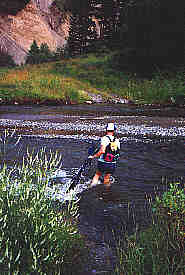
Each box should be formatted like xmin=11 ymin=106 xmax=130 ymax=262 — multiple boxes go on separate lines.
xmin=0 ymin=104 xmax=185 ymax=133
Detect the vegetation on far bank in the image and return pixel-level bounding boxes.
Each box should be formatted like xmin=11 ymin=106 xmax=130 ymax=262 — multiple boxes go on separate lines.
xmin=0 ymin=53 xmax=184 ymax=105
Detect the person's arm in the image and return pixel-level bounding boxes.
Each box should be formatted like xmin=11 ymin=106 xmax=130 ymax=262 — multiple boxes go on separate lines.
xmin=92 ymin=144 xmax=106 ymax=158
xmin=88 ymin=144 xmax=106 ymax=159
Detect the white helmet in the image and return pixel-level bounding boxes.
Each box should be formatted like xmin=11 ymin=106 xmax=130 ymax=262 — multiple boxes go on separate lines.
xmin=106 ymin=123 xmax=116 ymax=131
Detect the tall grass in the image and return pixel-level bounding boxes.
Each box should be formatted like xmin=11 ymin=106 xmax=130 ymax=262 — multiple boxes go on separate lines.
xmin=0 ymin=62 xmax=93 ymax=103
xmin=0 ymin=129 xmax=21 ymax=163
xmin=0 ymin=147 xmax=85 ymax=274
xmin=0 ymin=54 xmax=184 ymax=104
xmin=114 ymin=183 xmax=185 ymax=275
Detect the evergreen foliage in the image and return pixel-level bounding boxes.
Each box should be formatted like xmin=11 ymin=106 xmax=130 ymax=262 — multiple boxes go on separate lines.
xmin=109 ymin=0 xmax=184 ymax=72
xmin=0 ymin=0 xmax=29 ymax=15
xmin=26 ymin=41 xmax=54 ymax=65
xmin=39 ymin=43 xmax=53 ymax=63
xmin=57 ymin=0 xmax=184 ymax=69
xmin=53 ymin=47 xmax=65 ymax=61
xmin=96 ymin=0 xmax=118 ymax=45
xmin=26 ymin=40 xmax=41 ymax=65
xmin=2 ymin=0 xmax=183 ymax=70
xmin=54 ymin=0 xmax=90 ymax=15
xmin=67 ymin=15 xmax=97 ymax=57
xmin=0 ymin=50 xmax=16 ymax=67
xmin=53 ymin=0 xmax=67 ymax=12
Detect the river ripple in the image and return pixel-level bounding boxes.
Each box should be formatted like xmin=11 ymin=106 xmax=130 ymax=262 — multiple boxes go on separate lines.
xmin=0 ymin=105 xmax=184 ymax=274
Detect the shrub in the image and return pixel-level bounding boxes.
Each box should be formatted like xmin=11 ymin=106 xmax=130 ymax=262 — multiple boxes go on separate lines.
xmin=114 ymin=183 xmax=185 ymax=275
xmin=53 ymin=47 xmax=65 ymax=61
xmin=154 ymin=182 xmax=185 ymax=247
xmin=0 ymin=50 xmax=16 ymax=68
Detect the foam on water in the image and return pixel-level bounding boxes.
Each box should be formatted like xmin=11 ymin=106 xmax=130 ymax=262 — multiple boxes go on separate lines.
xmin=1 ymin=116 xmax=184 ymax=202
xmin=45 ymin=168 xmax=93 ymax=202
xmin=0 ymin=118 xmax=185 ymax=138
xmin=2 ymin=167 xmax=91 ymax=203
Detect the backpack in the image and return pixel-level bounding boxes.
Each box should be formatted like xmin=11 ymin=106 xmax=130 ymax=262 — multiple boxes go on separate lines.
xmin=103 ymin=136 xmax=119 ymax=162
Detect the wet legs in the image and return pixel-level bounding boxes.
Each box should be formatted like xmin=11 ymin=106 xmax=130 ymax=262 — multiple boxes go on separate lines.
xmin=90 ymin=170 xmax=102 ymax=187
xmin=104 ymin=173 xmax=111 ymax=188
xmin=90 ymin=171 xmax=111 ymax=188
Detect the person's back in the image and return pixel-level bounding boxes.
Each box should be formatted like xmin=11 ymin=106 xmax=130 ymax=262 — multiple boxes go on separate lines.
xmin=89 ymin=123 xmax=120 ymax=188
xmin=99 ymin=134 xmax=120 ymax=163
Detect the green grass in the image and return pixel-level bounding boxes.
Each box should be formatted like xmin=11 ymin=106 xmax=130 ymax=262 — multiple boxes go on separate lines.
xmin=0 ymin=53 xmax=184 ymax=104
xmin=0 ymin=144 xmax=86 ymax=274
xmin=114 ymin=183 xmax=185 ymax=275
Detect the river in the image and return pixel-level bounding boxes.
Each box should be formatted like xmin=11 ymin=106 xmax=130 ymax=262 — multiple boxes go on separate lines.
xmin=0 ymin=104 xmax=185 ymax=274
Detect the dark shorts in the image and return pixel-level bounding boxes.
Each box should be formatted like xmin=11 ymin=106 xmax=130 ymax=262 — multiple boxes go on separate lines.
xmin=97 ymin=160 xmax=116 ymax=174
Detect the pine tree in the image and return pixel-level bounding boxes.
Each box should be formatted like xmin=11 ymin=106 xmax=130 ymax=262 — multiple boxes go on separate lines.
xmin=67 ymin=14 xmax=97 ymax=56
xmin=55 ymin=0 xmax=91 ymax=15
xmin=0 ymin=49 xmax=16 ymax=67
xmin=0 ymin=0 xmax=29 ymax=14
xmin=26 ymin=40 xmax=40 ymax=65
xmin=90 ymin=0 xmax=119 ymax=48
xmin=53 ymin=47 xmax=65 ymax=61
xmin=39 ymin=43 xmax=53 ymax=63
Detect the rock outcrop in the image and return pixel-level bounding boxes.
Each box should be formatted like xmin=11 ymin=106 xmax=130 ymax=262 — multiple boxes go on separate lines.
xmin=0 ymin=0 xmax=69 ymax=65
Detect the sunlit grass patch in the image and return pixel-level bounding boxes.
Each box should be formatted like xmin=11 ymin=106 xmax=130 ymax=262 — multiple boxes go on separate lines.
xmin=0 ymin=54 xmax=184 ymax=104
xmin=0 ymin=63 xmax=96 ymax=102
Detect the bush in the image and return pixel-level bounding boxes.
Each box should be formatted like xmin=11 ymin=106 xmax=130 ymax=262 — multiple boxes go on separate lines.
xmin=114 ymin=183 xmax=185 ymax=275
xmin=53 ymin=47 xmax=65 ymax=61
xmin=154 ymin=183 xmax=185 ymax=247
xmin=0 ymin=50 xmax=16 ymax=68
xmin=109 ymin=48 xmax=156 ymax=75
xmin=109 ymin=48 xmax=184 ymax=77
xmin=0 ymin=149 xmax=84 ymax=274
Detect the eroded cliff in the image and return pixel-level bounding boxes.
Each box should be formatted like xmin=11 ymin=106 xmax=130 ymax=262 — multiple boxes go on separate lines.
xmin=0 ymin=0 xmax=69 ymax=65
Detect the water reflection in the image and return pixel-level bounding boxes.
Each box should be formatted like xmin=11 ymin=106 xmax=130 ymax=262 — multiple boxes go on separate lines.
xmin=0 ymin=129 xmax=184 ymax=273
xmin=1 ymin=106 xmax=185 ymax=272
xmin=1 ymin=135 xmax=183 ymax=220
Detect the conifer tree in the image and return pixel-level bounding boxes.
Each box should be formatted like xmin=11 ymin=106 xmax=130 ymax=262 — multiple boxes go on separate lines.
xmin=26 ymin=40 xmax=40 ymax=65
xmin=39 ymin=43 xmax=53 ymax=63
xmin=0 ymin=0 xmax=29 ymax=14
xmin=0 ymin=49 xmax=16 ymax=67
xmin=53 ymin=47 xmax=65 ymax=61
xmin=55 ymin=0 xmax=90 ymax=15
xmin=67 ymin=14 xmax=97 ymax=56
xmin=90 ymin=0 xmax=120 ymax=48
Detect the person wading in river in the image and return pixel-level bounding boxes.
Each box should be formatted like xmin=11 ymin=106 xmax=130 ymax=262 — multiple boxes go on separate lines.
xmin=88 ymin=123 xmax=120 ymax=188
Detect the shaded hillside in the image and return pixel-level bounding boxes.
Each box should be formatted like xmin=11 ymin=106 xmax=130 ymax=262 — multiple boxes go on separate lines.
xmin=0 ymin=32 xmax=27 ymax=65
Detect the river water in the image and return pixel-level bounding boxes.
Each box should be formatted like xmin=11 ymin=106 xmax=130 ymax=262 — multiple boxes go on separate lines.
xmin=0 ymin=105 xmax=185 ymax=274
